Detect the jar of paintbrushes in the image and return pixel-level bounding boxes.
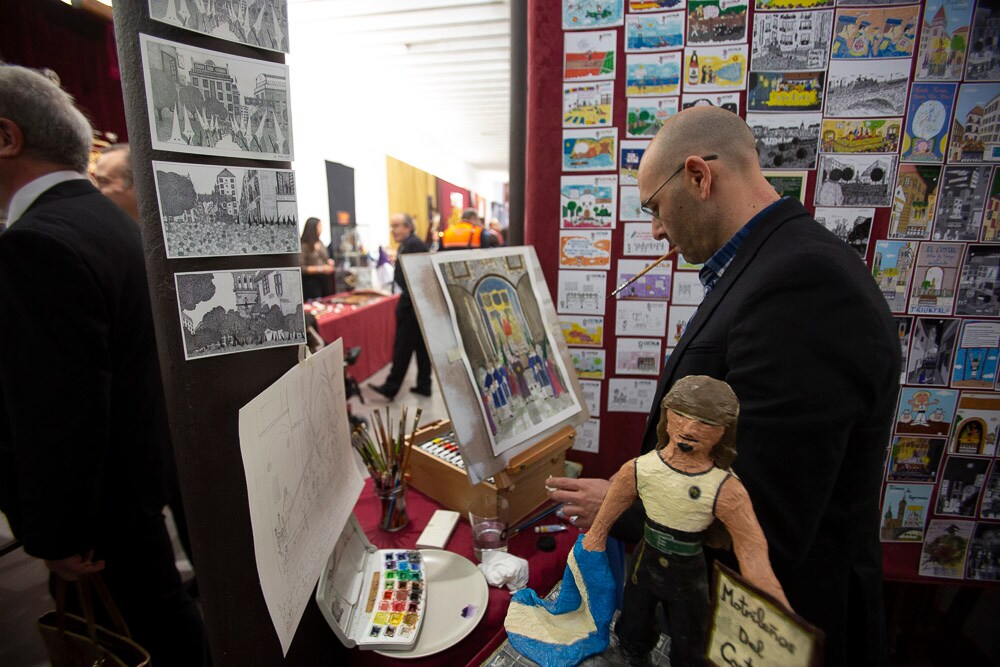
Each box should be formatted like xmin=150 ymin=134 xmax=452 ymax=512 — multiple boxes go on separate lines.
xmin=352 ymin=406 xmax=422 ymax=532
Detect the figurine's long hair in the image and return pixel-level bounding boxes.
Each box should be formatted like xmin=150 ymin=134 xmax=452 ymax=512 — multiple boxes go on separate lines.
xmin=655 ymin=375 xmax=739 ymax=469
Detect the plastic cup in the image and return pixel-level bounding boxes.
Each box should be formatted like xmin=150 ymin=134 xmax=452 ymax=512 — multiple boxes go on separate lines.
xmin=468 ymin=492 xmax=509 ymax=561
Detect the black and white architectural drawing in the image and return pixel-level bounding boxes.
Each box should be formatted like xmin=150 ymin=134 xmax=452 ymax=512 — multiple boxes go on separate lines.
xmin=932 ymin=165 xmax=992 ymax=241
xmin=149 ymin=0 xmax=289 ymax=53
xmin=825 ymin=59 xmax=910 ymax=117
xmin=750 ymin=10 xmax=833 ymax=71
xmin=747 ymin=112 xmax=821 ymax=170
xmin=815 ymin=153 xmax=898 ymax=207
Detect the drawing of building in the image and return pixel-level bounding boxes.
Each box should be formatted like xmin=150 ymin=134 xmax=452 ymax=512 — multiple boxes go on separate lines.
xmin=984 ymin=184 xmax=1000 ymax=241
xmin=213 ymin=168 xmax=238 ymax=217
xmin=966 ymin=6 xmax=1000 ymax=79
xmin=936 ymin=167 xmax=990 ymax=239
xmin=233 ymin=270 xmax=297 ymax=318
xmin=190 ymin=58 xmax=238 ymax=118
xmin=238 ymin=170 xmax=296 ymax=223
xmin=253 ymin=72 xmax=287 ymax=118
xmin=182 ymin=312 xmax=195 ymax=335
xmin=752 ymin=11 xmax=830 ymax=70
xmin=891 ymin=168 xmax=935 ymax=238
xmin=918 ymin=6 xmax=969 ymax=79
xmin=148 ymin=40 xmax=181 ymax=83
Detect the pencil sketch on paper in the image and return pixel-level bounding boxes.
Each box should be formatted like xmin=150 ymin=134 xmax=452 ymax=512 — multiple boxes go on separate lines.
xmin=747 ymin=112 xmax=821 ymax=170
xmin=153 ymin=161 xmax=298 ymax=258
xmin=751 ymin=10 xmax=833 ymax=71
xmin=149 ymin=0 xmax=289 ymax=53
xmin=824 ymin=59 xmax=909 ymax=117
xmin=175 ymin=268 xmax=305 ymax=360
xmin=814 ymin=206 xmax=874 ymax=259
xmin=139 ymin=34 xmax=293 ymax=160
xmin=815 ymin=153 xmax=898 ymax=207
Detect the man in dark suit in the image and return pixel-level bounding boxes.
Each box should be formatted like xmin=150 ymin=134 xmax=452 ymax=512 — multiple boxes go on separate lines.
xmin=548 ymin=106 xmax=900 ymax=666
xmin=0 ymin=66 xmax=208 ymax=664
xmin=370 ymin=213 xmax=433 ymax=399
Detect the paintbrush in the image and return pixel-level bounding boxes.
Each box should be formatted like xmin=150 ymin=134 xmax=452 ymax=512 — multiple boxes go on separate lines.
xmin=607 ymin=248 xmax=678 ymax=299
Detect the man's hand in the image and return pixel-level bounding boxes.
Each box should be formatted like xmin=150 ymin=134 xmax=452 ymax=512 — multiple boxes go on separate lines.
xmin=546 ymin=476 xmax=611 ymax=529
xmin=45 ymin=551 xmax=105 ymax=581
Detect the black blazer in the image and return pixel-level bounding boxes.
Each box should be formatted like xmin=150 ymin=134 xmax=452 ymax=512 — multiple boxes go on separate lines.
xmin=635 ymin=198 xmax=900 ymax=666
xmin=394 ymin=232 xmax=428 ymax=307
xmin=0 ymin=180 xmax=169 ymax=560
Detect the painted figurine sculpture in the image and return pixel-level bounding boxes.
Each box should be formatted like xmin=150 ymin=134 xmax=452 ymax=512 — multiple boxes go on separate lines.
xmin=504 ymin=375 xmax=788 ymax=667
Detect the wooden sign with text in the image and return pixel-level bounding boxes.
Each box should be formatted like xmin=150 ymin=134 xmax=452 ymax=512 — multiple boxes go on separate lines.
xmin=706 ymin=562 xmax=824 ymax=667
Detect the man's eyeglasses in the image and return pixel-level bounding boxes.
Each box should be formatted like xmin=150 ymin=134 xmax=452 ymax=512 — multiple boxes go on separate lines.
xmin=640 ymin=155 xmax=718 ymax=218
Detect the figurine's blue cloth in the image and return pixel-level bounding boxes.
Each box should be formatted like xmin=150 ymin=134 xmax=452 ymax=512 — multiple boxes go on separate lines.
xmin=504 ymin=536 xmax=616 ymax=667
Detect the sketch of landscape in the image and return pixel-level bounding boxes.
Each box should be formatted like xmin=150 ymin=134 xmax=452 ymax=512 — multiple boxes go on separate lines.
xmin=825 ymin=59 xmax=910 ymax=117
xmin=747 ymin=112 xmax=821 ymax=170
xmin=140 ymin=34 xmax=293 ymax=160
xmin=149 ymin=0 xmax=289 ymax=53
xmin=815 ymin=153 xmax=898 ymax=207
xmin=176 ymin=268 xmax=305 ymax=360
xmin=238 ymin=340 xmax=364 ymax=655
xmin=153 ymin=161 xmax=298 ymax=258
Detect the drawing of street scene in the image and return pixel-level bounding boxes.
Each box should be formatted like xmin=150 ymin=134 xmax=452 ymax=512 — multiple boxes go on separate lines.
xmin=824 ymin=59 xmax=909 ymax=116
xmin=149 ymin=0 xmax=288 ymax=53
xmin=751 ymin=10 xmax=832 ymax=71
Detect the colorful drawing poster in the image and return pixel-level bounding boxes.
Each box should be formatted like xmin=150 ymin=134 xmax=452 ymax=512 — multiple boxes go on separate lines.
xmin=560 ymin=175 xmax=619 ymax=229
xmin=872 ymin=240 xmax=917 ymax=313
xmin=563 ymin=0 xmax=626 ymax=29
xmin=981 ymin=465 xmax=1000 ymax=519
xmin=687 ymin=0 xmax=749 ymax=46
xmin=563 ymin=81 xmax=615 ymax=127
xmin=620 ymin=186 xmax=654 ymax=222
xmin=755 ymin=0 xmax=834 ymax=9
xmin=956 ymin=245 xmax=1000 ymax=317
xmin=831 ymin=5 xmax=920 ymax=59
xmin=815 ymin=153 xmax=898 ymax=208
xmin=748 ymin=112 xmax=820 ymax=170
xmin=982 ymin=170 xmax=1000 ymax=242
xmin=901 ymin=83 xmax=957 ymax=163
xmin=895 ymin=387 xmax=960 ymax=437
xmin=825 ymin=59 xmax=910 ymax=117
xmin=626 ymin=52 xmax=684 ymax=96
xmin=967 ymin=522 xmax=1000 ymax=581
xmin=914 ymin=0 xmax=975 ymax=81
xmin=560 ymin=315 xmax=605 ymax=347
xmin=625 ymin=10 xmax=685 ymax=52
xmin=616 ymin=338 xmax=663 ymax=376
xmin=952 ymin=321 xmax=1000 ymax=388
xmin=762 ymin=170 xmax=807 ymax=201
xmin=616 ymin=300 xmax=669 ymax=336
xmin=751 ymin=10 xmax=834 ymax=71
xmin=947 ymin=84 xmax=1000 ymax=163
xmin=966 ymin=3 xmax=1000 ymax=81
xmin=608 ymin=378 xmax=658 ymax=413
xmin=579 ymin=379 xmax=602 ymax=417
xmin=886 ymin=435 xmax=946 ymax=483
xmin=681 ymin=91 xmax=740 ymax=113
xmin=667 ymin=304 xmax=698 ymax=347
xmin=677 ymin=257 xmax=704 ymax=271
xmin=906 ymin=317 xmax=960 ymax=386
xmin=888 ymin=164 xmax=942 ymax=240
xmin=626 ymin=96 xmax=680 ymax=137
xmin=820 ymin=118 xmax=902 ymax=154
xmin=950 ymin=391 xmax=1000 ymax=455
xmin=558 ymin=269 xmax=608 ymax=315
xmin=672 ymin=271 xmax=706 ymax=305
xmin=936 ymin=456 xmax=990 ymax=516
xmin=573 ymin=418 xmax=602 ymax=453
xmin=896 ymin=315 xmax=914 ymax=384
xmin=747 ymin=71 xmax=825 ymax=112
xmin=616 ymin=259 xmax=673 ymax=299
xmin=919 ymin=519 xmax=973 ymax=578
xmin=932 ymin=165 xmax=992 ymax=241
xmin=682 ymin=44 xmax=749 ymax=92
xmin=908 ymin=242 xmax=963 ymax=316
xmin=563 ymin=128 xmax=619 ymax=172
xmin=559 ymin=230 xmax=613 ymax=269
xmin=630 ymin=0 xmax=686 ymax=12
xmin=880 ymin=483 xmax=933 ymax=542
xmin=814 ymin=207 xmax=874 ymax=259
xmin=620 ymin=140 xmax=650 ymax=185
xmin=564 ymin=30 xmax=618 ymax=81
xmin=572 ymin=349 xmax=607 ymax=379
xmin=623 ymin=222 xmax=671 ymax=256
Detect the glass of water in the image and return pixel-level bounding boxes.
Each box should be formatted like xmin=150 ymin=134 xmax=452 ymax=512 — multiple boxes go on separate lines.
xmin=468 ymin=491 xmax=509 ymax=561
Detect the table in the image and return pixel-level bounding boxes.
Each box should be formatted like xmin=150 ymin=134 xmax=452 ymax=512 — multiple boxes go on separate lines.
xmin=348 ymin=478 xmax=576 ymax=667
xmin=311 ymin=293 xmax=400 ymax=381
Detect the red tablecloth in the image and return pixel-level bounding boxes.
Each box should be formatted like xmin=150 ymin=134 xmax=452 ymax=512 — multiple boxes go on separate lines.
xmin=348 ymin=478 xmax=576 ymax=667
xmin=313 ymin=294 xmax=400 ymax=381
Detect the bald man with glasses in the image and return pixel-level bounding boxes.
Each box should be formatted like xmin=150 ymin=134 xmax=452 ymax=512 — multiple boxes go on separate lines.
xmin=547 ymin=106 xmax=900 ymax=667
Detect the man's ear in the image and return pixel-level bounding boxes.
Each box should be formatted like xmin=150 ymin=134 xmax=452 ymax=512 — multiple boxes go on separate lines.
xmin=686 ymin=155 xmax=713 ymax=201
xmin=0 ymin=119 xmax=25 ymax=159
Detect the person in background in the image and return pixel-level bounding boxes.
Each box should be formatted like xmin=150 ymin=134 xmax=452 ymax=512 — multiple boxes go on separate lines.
xmin=300 ymin=216 xmax=334 ymax=300
xmin=93 ymin=143 xmax=138 ymax=222
xmin=546 ymin=106 xmax=900 ymax=667
xmin=370 ymin=213 xmax=433 ymax=399
xmin=487 ymin=217 xmax=506 ymax=246
xmin=0 ymin=65 xmax=209 ymax=665
xmin=440 ymin=207 xmax=500 ymax=250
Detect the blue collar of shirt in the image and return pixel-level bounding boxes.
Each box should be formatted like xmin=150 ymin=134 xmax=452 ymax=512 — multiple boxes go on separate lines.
xmin=699 ymin=197 xmax=787 ymax=293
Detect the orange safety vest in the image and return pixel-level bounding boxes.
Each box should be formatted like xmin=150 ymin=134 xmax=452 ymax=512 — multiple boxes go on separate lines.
xmin=441 ymin=222 xmax=483 ymax=249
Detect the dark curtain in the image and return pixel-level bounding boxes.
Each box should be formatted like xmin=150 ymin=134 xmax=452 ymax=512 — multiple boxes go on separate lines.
xmin=0 ymin=0 xmax=127 ymax=140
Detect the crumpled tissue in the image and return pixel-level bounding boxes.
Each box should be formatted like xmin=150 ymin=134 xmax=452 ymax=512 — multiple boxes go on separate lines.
xmin=478 ymin=550 xmax=529 ymax=591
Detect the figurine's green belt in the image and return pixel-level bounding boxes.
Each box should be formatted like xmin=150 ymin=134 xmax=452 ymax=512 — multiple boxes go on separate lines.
xmin=644 ymin=524 xmax=703 ymax=556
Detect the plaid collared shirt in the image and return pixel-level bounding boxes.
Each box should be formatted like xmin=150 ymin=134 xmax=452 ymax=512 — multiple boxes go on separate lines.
xmin=698 ymin=197 xmax=787 ymax=294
